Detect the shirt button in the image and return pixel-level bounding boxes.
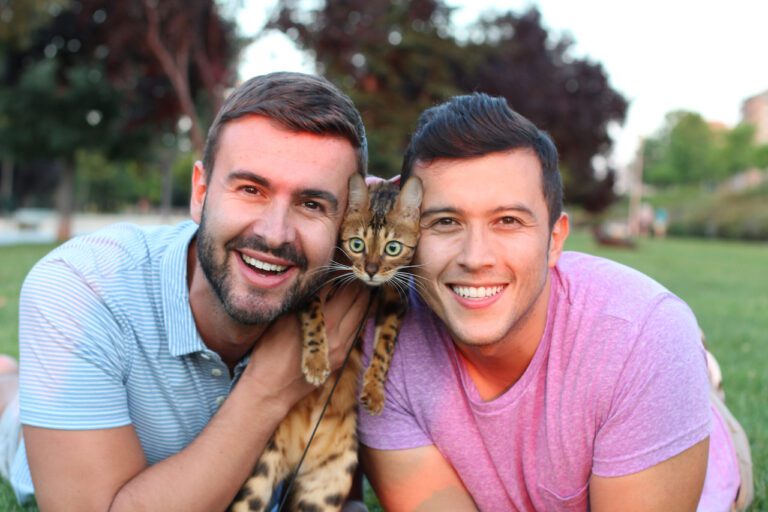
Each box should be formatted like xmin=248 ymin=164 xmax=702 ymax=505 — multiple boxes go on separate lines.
xmin=211 ymin=368 xmax=223 ymax=377
xmin=215 ymin=395 xmax=226 ymax=407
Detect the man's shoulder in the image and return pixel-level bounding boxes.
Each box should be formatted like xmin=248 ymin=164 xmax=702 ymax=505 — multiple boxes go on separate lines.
xmin=38 ymin=221 xmax=195 ymax=274
xmin=555 ymin=251 xmax=676 ymax=318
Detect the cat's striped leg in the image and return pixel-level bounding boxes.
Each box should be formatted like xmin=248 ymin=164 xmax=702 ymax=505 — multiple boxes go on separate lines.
xmin=229 ymin=438 xmax=288 ymax=512
xmin=360 ymin=285 xmax=406 ymax=415
xmin=300 ymin=295 xmax=331 ymax=386
xmin=288 ymin=415 xmax=359 ymax=511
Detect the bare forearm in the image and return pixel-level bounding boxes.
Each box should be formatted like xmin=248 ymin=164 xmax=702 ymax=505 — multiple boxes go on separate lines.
xmin=109 ymin=376 xmax=296 ymax=512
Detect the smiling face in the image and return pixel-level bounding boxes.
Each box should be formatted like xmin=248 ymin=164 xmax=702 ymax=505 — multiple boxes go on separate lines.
xmin=413 ymin=149 xmax=569 ymax=351
xmin=190 ymin=115 xmax=358 ymax=325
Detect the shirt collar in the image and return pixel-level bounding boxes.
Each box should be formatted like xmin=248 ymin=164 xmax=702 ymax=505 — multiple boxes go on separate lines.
xmin=160 ymin=221 xmax=207 ymax=357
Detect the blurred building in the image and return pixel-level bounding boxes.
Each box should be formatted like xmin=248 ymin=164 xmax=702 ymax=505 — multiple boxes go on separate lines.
xmin=741 ymin=89 xmax=768 ymax=144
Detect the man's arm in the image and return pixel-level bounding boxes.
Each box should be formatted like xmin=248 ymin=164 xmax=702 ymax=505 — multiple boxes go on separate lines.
xmin=589 ymin=438 xmax=709 ymax=512
xmin=25 ymin=284 xmax=369 ymax=512
xmin=362 ymin=444 xmax=477 ymax=512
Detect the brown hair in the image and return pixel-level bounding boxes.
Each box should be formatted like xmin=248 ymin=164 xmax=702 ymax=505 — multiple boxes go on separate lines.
xmin=401 ymin=93 xmax=563 ymax=229
xmin=202 ymin=72 xmax=367 ymax=180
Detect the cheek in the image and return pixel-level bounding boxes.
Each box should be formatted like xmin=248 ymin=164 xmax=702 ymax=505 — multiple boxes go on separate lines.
xmin=301 ymin=220 xmax=339 ymax=264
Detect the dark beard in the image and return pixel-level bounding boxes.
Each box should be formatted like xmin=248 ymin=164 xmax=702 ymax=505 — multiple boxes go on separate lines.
xmin=196 ymin=212 xmax=326 ymax=325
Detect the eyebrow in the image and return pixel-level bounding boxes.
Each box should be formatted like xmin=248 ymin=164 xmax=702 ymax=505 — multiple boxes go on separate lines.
xmin=421 ymin=204 xmax=538 ymax=220
xmin=227 ymin=170 xmax=339 ymax=214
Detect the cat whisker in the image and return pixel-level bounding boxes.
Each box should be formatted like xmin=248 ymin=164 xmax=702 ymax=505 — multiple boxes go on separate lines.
xmin=398 ymin=263 xmax=427 ymax=270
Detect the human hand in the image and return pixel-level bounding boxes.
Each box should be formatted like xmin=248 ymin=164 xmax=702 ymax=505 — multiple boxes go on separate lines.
xmin=240 ymin=282 xmax=372 ymax=409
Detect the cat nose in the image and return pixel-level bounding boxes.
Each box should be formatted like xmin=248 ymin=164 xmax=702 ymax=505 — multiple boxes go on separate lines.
xmin=365 ymin=262 xmax=379 ymax=277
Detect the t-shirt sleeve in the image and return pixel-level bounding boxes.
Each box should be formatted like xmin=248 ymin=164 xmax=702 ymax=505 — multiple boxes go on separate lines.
xmin=19 ymin=255 xmax=132 ymax=429
xmin=591 ymin=295 xmax=711 ymax=476
xmin=358 ymin=320 xmax=434 ymax=450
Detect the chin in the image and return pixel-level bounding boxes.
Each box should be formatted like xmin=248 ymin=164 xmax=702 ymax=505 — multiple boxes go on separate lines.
xmin=450 ymin=324 xmax=510 ymax=348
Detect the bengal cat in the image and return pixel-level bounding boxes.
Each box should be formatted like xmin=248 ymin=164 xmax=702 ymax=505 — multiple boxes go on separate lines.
xmin=230 ymin=174 xmax=423 ymax=512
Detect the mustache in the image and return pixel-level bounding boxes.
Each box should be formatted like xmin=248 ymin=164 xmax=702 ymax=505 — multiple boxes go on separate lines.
xmin=226 ymin=234 xmax=308 ymax=269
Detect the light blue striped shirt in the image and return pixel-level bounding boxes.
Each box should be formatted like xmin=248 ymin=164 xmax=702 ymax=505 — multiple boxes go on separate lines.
xmin=13 ymin=221 xmax=251 ymax=501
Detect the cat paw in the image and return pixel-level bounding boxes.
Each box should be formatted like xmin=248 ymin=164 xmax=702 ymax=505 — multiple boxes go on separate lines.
xmin=360 ymin=385 xmax=385 ymax=415
xmin=302 ymin=353 xmax=330 ymax=386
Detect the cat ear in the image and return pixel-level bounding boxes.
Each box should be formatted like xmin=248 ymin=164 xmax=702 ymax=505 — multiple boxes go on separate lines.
xmin=347 ymin=173 xmax=370 ymax=212
xmin=396 ymin=176 xmax=423 ymax=213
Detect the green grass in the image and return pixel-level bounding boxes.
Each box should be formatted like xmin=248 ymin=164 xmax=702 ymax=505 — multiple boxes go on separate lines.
xmin=564 ymin=230 xmax=767 ymax=511
xmin=2 ymin=235 xmax=766 ymax=510
xmin=0 ymin=244 xmax=52 ymax=510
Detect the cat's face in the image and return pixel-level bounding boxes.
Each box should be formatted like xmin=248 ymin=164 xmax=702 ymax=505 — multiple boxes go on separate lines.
xmin=340 ymin=176 xmax=422 ymax=286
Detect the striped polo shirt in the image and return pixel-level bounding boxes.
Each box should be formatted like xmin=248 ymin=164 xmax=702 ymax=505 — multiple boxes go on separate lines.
xmin=13 ymin=221 xmax=250 ymax=501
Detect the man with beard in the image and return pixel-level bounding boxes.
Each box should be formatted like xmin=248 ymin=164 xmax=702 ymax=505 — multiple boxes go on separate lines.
xmin=0 ymin=72 xmax=371 ymax=510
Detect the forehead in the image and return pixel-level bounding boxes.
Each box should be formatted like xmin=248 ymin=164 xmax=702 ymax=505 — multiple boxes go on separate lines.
xmin=213 ymin=115 xmax=358 ymax=190
xmin=413 ymin=150 xmax=546 ymax=211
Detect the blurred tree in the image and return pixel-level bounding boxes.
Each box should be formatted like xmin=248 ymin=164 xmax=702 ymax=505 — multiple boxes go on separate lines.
xmin=462 ymin=10 xmax=627 ymax=212
xmin=716 ymin=123 xmax=759 ymax=178
xmin=0 ymin=0 xmax=240 ymax=239
xmin=644 ymin=112 xmax=764 ymax=186
xmin=643 ymin=111 xmax=716 ymax=186
xmin=268 ymin=0 xmax=627 ymax=212
xmin=270 ymin=0 xmax=463 ymax=174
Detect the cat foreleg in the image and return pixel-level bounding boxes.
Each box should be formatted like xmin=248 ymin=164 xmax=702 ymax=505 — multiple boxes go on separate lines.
xmin=360 ymin=286 xmax=405 ymax=415
xmin=300 ymin=295 xmax=331 ymax=386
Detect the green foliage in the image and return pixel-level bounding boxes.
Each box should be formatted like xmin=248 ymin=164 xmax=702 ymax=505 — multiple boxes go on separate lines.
xmin=75 ymin=150 xmax=159 ymax=211
xmin=0 ymin=0 xmax=70 ymax=49
xmin=269 ymin=1 xmax=627 ymax=211
xmin=0 ymin=59 xmax=127 ymax=162
xmin=666 ymin=183 xmax=768 ymax=241
xmin=644 ymin=111 xmax=767 ymax=186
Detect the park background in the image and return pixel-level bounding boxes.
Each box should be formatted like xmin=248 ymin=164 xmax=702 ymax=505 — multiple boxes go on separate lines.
xmin=0 ymin=0 xmax=766 ymax=510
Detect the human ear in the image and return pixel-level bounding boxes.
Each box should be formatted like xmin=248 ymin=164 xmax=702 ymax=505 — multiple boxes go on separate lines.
xmin=547 ymin=213 xmax=570 ymax=267
xmin=190 ymin=161 xmax=207 ymax=223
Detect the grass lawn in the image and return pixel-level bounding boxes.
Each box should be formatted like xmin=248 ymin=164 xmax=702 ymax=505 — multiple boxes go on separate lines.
xmin=0 ymin=233 xmax=765 ymax=510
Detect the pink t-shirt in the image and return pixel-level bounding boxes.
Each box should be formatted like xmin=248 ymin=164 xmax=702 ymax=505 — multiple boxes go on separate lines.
xmin=359 ymin=251 xmax=713 ymax=511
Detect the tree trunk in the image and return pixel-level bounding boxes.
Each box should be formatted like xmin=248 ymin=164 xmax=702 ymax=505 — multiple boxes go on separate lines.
xmin=143 ymin=0 xmax=206 ymax=155
xmin=160 ymin=148 xmax=175 ymax=222
xmin=1 ymin=156 xmax=13 ymax=214
xmin=55 ymin=160 xmax=75 ymax=242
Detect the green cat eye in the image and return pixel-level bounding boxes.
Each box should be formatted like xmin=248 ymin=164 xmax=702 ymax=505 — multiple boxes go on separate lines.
xmin=348 ymin=237 xmax=365 ymax=253
xmin=384 ymin=241 xmax=403 ymax=256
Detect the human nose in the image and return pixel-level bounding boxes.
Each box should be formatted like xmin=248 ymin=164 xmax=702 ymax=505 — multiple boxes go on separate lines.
xmin=457 ymin=226 xmax=496 ymax=270
xmin=255 ymin=200 xmax=297 ymax=247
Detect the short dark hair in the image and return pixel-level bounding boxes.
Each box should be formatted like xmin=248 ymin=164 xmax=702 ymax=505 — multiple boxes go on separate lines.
xmin=400 ymin=93 xmax=563 ymax=228
xmin=202 ymin=72 xmax=368 ymax=180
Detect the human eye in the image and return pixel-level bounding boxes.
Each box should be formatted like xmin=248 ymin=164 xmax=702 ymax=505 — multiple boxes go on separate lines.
xmin=303 ymin=200 xmax=323 ymax=211
xmin=238 ymin=184 xmax=263 ymax=197
xmin=496 ymin=215 xmax=526 ymax=230
xmin=424 ymin=216 xmax=461 ymax=233
xmin=434 ymin=217 xmax=460 ymax=228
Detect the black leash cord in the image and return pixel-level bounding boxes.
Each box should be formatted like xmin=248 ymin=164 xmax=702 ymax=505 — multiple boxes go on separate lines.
xmin=278 ymin=291 xmax=376 ymax=511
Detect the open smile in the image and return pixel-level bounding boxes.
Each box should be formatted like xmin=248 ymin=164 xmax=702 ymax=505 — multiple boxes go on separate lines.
xmin=450 ymin=284 xmax=506 ymax=299
xmin=240 ymin=253 xmax=290 ymax=274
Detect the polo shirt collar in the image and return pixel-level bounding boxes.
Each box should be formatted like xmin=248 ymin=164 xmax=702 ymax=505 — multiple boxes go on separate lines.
xmin=160 ymin=220 xmax=207 ymax=358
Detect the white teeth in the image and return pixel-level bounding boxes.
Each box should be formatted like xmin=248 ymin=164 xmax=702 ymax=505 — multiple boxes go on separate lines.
xmin=241 ymin=254 xmax=288 ymax=273
xmin=451 ymin=285 xmax=504 ymax=299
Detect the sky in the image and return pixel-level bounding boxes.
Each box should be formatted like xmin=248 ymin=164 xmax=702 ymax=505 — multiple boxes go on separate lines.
xmin=237 ymin=0 xmax=768 ymax=171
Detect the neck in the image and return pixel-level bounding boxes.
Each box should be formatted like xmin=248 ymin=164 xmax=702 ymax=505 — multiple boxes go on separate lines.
xmin=187 ymin=240 xmax=267 ymax=371
xmin=456 ymin=276 xmax=551 ymax=401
